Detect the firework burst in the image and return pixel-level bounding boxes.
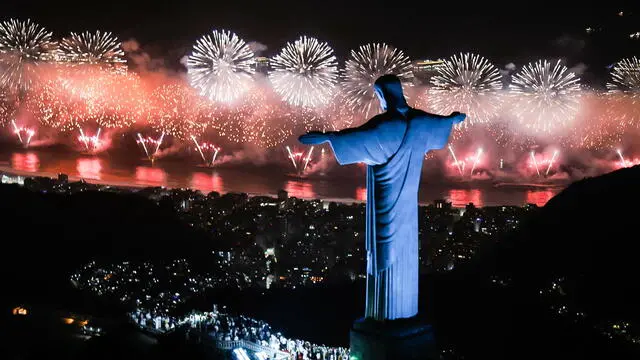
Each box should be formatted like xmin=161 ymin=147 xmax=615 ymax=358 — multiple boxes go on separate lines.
xmin=185 ymin=98 xmax=243 ymax=148
xmin=203 ymin=93 xmax=255 ymax=144
xmin=77 ymin=127 xmax=103 ymax=153
xmin=604 ymin=57 xmax=640 ymax=130
xmin=150 ymin=83 xmax=200 ymax=140
xmin=310 ymin=91 xmax=358 ymax=132
xmin=240 ymin=87 xmax=293 ymax=148
xmin=0 ymin=19 xmax=57 ymax=93
xmin=527 ymin=150 xmax=560 ymax=178
xmin=26 ymin=77 xmax=84 ymax=132
xmin=136 ymin=132 xmax=165 ymax=162
xmin=0 ymin=90 xmax=14 ymax=126
xmin=607 ymin=57 xmax=640 ymax=94
xmin=285 ymin=145 xmax=316 ymax=174
xmin=342 ymin=43 xmax=414 ymax=117
xmin=10 ymin=119 xmax=35 ymax=147
xmin=191 ymin=136 xmax=221 ymax=166
xmin=30 ymin=67 xmax=145 ymax=131
xmin=569 ymin=116 xmax=622 ymax=151
xmin=269 ymin=36 xmax=338 ymax=108
xmin=59 ymin=31 xmax=126 ymax=69
xmin=187 ymin=29 xmax=255 ymax=103
xmin=429 ymin=53 xmax=502 ymax=130
xmin=80 ymin=70 xmax=142 ymax=130
xmin=509 ymin=59 xmax=581 ymax=134
xmin=183 ymin=113 xmax=211 ymax=140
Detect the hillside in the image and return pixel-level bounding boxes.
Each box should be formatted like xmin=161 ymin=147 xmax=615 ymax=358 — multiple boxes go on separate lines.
xmin=437 ymin=165 xmax=640 ymax=359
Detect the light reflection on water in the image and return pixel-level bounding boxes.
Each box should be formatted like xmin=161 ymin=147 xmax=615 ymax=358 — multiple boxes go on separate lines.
xmin=190 ymin=172 xmax=224 ymax=194
xmin=76 ymin=157 xmax=102 ymax=180
xmin=135 ymin=166 xmax=167 ymax=186
xmin=1 ymin=151 xmax=562 ymax=207
xmin=447 ymin=189 xmax=483 ymax=208
xmin=284 ymin=180 xmax=316 ymax=199
xmin=525 ymin=190 xmax=555 ymax=207
xmin=11 ymin=153 xmax=40 ymax=173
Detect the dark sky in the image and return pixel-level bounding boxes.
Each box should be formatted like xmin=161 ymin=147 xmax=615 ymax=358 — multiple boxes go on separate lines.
xmin=3 ymin=1 xmax=639 ymax=82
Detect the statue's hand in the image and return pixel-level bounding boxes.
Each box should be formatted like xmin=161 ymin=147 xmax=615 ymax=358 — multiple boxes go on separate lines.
xmin=450 ymin=112 xmax=467 ymax=124
xmin=298 ymin=131 xmax=329 ymax=145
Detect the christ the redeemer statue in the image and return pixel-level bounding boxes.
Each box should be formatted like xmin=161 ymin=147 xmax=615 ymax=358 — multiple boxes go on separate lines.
xmin=300 ymin=75 xmax=465 ymax=323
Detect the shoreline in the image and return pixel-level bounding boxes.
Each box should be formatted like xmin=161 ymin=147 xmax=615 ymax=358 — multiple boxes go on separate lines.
xmin=0 ymin=166 xmax=371 ymax=205
xmin=0 ymin=166 xmax=563 ymax=208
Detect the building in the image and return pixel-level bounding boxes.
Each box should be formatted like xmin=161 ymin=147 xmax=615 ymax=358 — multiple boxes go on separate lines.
xmin=1 ymin=174 xmax=24 ymax=185
xmin=412 ymin=59 xmax=445 ymax=84
xmin=57 ymin=173 xmax=69 ymax=184
xmin=434 ymin=199 xmax=452 ymax=210
xmin=254 ymin=57 xmax=270 ymax=74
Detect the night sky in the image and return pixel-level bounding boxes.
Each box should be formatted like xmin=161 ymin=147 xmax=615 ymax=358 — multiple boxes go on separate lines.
xmin=3 ymin=1 xmax=639 ymax=83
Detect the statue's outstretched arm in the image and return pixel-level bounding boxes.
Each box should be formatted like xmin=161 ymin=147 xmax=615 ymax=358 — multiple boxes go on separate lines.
xmin=298 ymin=131 xmax=333 ymax=145
xmin=298 ymin=117 xmax=383 ymax=145
xmin=299 ymin=119 xmax=390 ymax=165
xmin=422 ymin=112 xmax=467 ymax=151
xmin=430 ymin=111 xmax=466 ymax=125
xmin=299 ymin=124 xmax=370 ymax=145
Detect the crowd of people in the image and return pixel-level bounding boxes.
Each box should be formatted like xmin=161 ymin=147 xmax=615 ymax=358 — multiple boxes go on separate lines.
xmin=129 ymin=306 xmax=350 ymax=360
xmin=130 ymin=308 xmax=180 ymax=333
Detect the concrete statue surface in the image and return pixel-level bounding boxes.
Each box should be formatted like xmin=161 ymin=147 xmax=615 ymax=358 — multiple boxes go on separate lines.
xmin=300 ymin=74 xmax=465 ymax=360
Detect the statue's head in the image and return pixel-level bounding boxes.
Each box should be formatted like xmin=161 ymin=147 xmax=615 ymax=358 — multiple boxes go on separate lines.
xmin=373 ymin=74 xmax=408 ymax=113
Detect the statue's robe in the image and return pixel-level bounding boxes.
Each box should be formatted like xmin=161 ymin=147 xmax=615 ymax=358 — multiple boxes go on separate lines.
xmin=326 ymin=79 xmax=460 ymax=320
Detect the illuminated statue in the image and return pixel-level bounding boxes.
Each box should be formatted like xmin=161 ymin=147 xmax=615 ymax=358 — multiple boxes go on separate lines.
xmin=300 ymin=74 xmax=464 ymax=359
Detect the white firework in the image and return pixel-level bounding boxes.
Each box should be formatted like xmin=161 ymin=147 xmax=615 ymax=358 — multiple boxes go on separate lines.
xmin=269 ymin=36 xmax=338 ymax=108
xmin=342 ymin=43 xmax=413 ymax=117
xmin=606 ymin=57 xmax=640 ymax=129
xmin=509 ymin=59 xmax=581 ymax=134
xmin=429 ymin=52 xmax=502 ymax=128
xmin=607 ymin=57 xmax=640 ymax=95
xmin=187 ymin=29 xmax=256 ymax=103
xmin=0 ymin=18 xmax=57 ymax=93
xmin=59 ymin=31 xmax=126 ymax=68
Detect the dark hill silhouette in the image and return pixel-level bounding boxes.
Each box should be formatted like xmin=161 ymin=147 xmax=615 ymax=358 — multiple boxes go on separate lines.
xmin=494 ymin=165 xmax=640 ymax=321
xmin=0 ymin=184 xmax=210 ymax=306
xmin=434 ymin=165 xmax=640 ymax=359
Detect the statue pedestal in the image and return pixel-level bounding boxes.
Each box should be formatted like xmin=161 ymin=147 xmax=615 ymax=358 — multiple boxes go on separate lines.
xmin=350 ymin=317 xmax=437 ymax=360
